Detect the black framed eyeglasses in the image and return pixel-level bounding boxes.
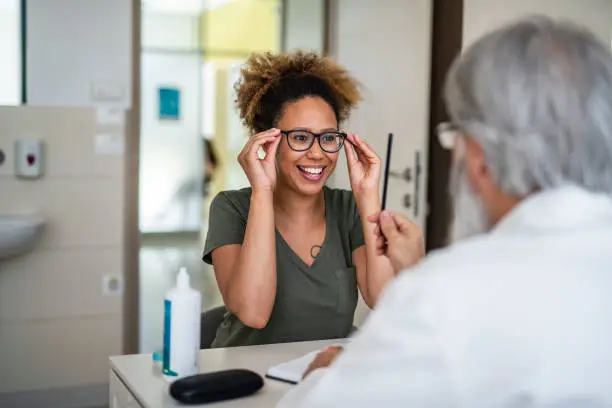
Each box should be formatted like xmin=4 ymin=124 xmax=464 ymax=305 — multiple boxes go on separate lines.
xmin=281 ymin=129 xmax=347 ymax=153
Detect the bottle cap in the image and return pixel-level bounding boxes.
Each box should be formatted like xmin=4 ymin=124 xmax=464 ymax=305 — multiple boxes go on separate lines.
xmin=177 ymin=267 xmax=190 ymax=289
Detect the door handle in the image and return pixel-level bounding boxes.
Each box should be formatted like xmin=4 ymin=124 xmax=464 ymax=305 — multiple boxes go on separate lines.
xmin=403 ymin=193 xmax=411 ymax=209
xmin=386 ymin=153 xmax=422 ymax=217
xmin=388 ymin=168 xmax=412 ymax=182
xmin=413 ymin=151 xmax=422 ymax=218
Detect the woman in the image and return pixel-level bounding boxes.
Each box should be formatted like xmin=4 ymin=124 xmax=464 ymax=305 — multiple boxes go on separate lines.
xmin=203 ymin=51 xmax=415 ymax=347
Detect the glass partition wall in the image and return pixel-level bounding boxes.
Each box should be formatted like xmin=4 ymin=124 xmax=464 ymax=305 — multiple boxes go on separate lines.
xmin=138 ymin=0 xmax=283 ymax=353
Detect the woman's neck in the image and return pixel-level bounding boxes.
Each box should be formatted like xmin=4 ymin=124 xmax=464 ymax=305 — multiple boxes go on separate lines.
xmin=273 ymin=184 xmax=326 ymax=226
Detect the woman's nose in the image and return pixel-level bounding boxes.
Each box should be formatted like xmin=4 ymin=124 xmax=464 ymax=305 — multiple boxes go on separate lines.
xmin=306 ymin=138 xmax=325 ymax=158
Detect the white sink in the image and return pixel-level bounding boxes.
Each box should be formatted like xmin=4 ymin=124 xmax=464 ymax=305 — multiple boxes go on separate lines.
xmin=0 ymin=215 xmax=45 ymax=260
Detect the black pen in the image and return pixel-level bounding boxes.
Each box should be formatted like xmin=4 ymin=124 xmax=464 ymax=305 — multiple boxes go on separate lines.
xmin=381 ymin=133 xmax=393 ymax=210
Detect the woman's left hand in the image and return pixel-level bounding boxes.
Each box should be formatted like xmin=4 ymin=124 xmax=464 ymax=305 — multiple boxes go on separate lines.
xmin=344 ymin=133 xmax=381 ymax=200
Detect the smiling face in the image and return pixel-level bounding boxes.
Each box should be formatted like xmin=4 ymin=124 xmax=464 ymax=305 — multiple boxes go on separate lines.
xmin=275 ymin=96 xmax=340 ymax=196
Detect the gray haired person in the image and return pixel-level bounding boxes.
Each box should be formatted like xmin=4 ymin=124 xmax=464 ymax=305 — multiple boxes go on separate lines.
xmin=278 ymin=16 xmax=612 ymax=408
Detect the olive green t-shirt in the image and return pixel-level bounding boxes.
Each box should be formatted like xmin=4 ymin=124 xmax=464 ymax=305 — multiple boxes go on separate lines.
xmin=202 ymin=186 xmax=365 ymax=347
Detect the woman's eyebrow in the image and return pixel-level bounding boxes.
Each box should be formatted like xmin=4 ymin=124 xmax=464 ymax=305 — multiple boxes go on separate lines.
xmin=286 ymin=127 xmax=339 ymax=132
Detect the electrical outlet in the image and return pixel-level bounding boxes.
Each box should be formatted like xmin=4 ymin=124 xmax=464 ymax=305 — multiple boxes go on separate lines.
xmin=103 ymin=274 xmax=123 ymax=296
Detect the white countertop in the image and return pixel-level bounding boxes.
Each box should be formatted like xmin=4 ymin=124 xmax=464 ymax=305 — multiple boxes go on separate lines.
xmin=110 ymin=340 xmax=340 ymax=408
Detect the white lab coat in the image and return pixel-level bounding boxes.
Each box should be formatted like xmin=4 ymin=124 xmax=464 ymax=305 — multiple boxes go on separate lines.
xmin=277 ymin=186 xmax=612 ymax=408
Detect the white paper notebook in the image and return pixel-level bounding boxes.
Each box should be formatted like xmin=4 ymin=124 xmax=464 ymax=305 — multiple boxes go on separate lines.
xmin=265 ymin=350 xmax=320 ymax=384
xmin=265 ymin=340 xmax=351 ymax=384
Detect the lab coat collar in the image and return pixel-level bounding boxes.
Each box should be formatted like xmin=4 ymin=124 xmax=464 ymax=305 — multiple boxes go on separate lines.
xmin=491 ymin=185 xmax=612 ymax=235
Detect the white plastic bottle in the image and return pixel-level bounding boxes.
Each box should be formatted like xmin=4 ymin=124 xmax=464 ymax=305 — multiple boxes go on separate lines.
xmin=162 ymin=267 xmax=201 ymax=381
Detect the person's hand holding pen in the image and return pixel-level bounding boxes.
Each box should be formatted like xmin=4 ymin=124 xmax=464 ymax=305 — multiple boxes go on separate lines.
xmin=367 ymin=210 xmax=425 ymax=274
xmin=345 ymin=131 xmax=424 ymax=273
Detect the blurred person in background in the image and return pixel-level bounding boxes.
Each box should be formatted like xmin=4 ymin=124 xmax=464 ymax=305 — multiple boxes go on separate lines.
xmin=201 ymin=138 xmax=220 ymax=242
xmin=203 ymin=138 xmax=219 ymax=198
xmin=278 ymin=16 xmax=612 ymax=408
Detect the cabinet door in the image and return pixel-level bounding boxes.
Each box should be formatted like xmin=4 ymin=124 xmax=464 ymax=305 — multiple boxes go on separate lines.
xmin=109 ymin=370 xmax=144 ymax=408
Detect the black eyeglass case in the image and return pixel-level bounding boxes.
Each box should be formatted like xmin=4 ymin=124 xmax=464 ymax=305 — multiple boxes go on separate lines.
xmin=169 ymin=369 xmax=264 ymax=405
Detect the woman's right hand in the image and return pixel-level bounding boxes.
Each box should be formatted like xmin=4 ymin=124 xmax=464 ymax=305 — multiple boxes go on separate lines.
xmin=237 ymin=128 xmax=282 ymax=192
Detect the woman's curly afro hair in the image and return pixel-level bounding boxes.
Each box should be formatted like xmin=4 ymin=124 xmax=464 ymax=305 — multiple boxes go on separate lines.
xmin=235 ymin=51 xmax=361 ymax=135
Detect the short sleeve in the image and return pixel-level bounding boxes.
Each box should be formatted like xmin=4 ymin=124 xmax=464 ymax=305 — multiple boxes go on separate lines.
xmin=202 ymin=192 xmax=247 ymax=264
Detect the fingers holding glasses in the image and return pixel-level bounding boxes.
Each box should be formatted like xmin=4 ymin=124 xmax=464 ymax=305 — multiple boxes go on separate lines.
xmin=238 ymin=128 xmax=280 ymax=162
xmin=347 ymin=133 xmax=381 ymax=166
xmin=345 ymin=133 xmax=381 ymax=195
xmin=238 ymin=128 xmax=281 ymax=191
xmin=343 ymin=133 xmax=359 ymax=168
xmin=262 ymin=133 xmax=282 ymax=164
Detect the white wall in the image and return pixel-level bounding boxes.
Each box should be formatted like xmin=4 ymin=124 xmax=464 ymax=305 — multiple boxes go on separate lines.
xmin=329 ymin=0 xmax=432 ymax=227
xmin=142 ymin=11 xmax=200 ymax=49
xmin=0 ymin=0 xmax=20 ymax=105
xmin=463 ymin=0 xmax=612 ymax=48
xmin=0 ymin=106 xmax=125 ymax=407
xmin=26 ymin=0 xmax=132 ymax=108
xmin=283 ymin=0 xmax=324 ymax=53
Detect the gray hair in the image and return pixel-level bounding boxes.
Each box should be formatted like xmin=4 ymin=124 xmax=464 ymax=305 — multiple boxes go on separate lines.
xmin=444 ymin=16 xmax=612 ymax=196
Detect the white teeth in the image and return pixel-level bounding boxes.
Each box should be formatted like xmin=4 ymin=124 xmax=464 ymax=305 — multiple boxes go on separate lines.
xmin=301 ymin=167 xmax=323 ymax=174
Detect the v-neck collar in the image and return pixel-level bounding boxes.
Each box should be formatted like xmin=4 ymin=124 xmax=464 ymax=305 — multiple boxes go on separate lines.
xmin=275 ymin=187 xmax=331 ymax=270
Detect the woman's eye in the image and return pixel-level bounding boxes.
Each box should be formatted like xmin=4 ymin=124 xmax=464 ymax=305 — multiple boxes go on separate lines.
xmin=292 ymin=134 xmax=308 ymax=142
xmin=322 ymin=135 xmax=335 ymax=143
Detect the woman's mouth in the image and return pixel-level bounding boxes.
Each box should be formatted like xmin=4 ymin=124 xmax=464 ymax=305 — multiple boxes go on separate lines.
xmin=297 ymin=165 xmax=326 ymax=182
